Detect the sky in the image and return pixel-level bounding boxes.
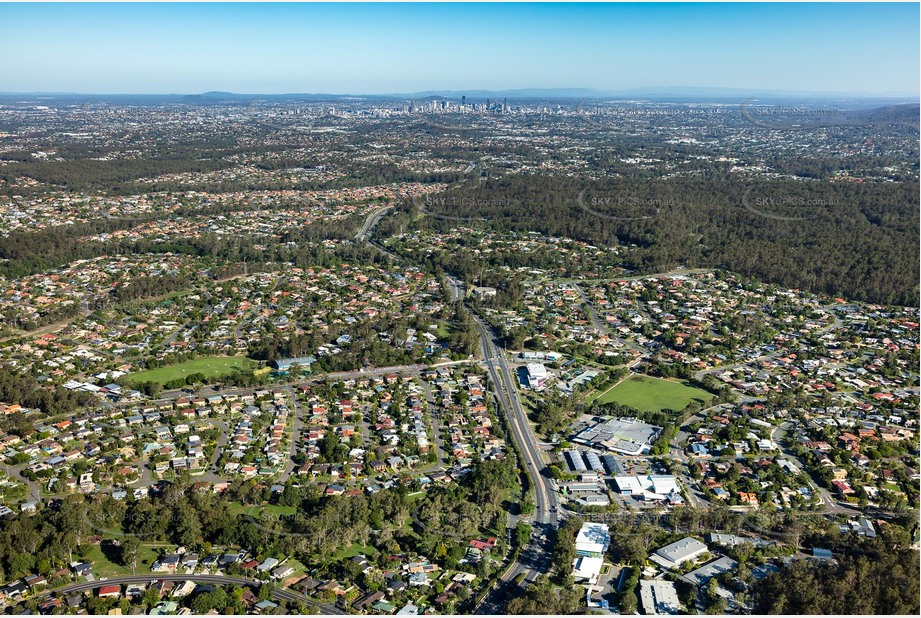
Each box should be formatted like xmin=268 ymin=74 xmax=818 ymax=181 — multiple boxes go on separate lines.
xmin=0 ymin=2 xmax=918 ymax=96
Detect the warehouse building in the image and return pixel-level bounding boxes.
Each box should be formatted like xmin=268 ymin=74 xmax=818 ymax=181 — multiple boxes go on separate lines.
xmin=640 ymin=580 xmax=682 ymax=615
xmin=572 ymin=417 xmax=662 ymax=455
xmin=650 ymin=537 xmax=709 ymax=569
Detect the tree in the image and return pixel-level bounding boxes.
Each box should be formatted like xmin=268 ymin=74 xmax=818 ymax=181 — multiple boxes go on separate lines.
xmin=190 ymin=588 xmax=229 ymax=614
xmin=620 ymin=588 xmax=638 ymax=614
xmin=515 ymin=522 xmax=533 ymax=548
xmin=170 ymin=504 xmax=202 ymax=547
xmin=120 ymin=537 xmax=140 ymax=570
xmin=143 ymin=587 xmax=160 ymax=608
xmin=259 ymin=582 xmax=276 ymax=601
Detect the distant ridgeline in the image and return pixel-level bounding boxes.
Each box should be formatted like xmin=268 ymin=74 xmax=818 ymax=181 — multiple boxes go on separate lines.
xmin=410 ymin=175 xmax=919 ymax=307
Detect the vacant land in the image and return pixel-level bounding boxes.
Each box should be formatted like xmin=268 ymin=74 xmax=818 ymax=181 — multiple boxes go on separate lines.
xmin=333 ymin=543 xmax=378 ymax=560
xmin=82 ymin=543 xmax=163 ymax=577
xmin=593 ymin=374 xmax=712 ymax=412
xmin=129 ymin=356 xmax=257 ymax=385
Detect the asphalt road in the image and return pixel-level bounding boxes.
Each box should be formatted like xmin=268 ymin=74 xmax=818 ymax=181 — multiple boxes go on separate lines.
xmin=471 ymin=313 xmax=561 ymax=613
xmin=354 ymin=205 xmax=394 ymax=242
xmin=441 ymin=272 xmax=562 ymax=612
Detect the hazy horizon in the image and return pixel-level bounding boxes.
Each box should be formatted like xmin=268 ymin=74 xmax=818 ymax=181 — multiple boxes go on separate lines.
xmin=0 ymin=2 xmax=918 ymax=96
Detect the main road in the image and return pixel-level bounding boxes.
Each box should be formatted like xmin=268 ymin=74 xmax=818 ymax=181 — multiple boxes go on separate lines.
xmin=473 ymin=313 xmax=561 ymax=613
xmin=442 ymin=272 xmax=561 ymax=613
xmin=353 ymin=204 xmax=394 ymax=242
xmin=363 ymin=219 xmax=562 ymax=611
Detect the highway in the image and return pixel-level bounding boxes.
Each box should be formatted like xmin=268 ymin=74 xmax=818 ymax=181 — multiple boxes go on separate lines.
xmin=473 ymin=313 xmax=561 ymax=613
xmin=353 ymin=205 xmax=394 ymax=242
xmin=33 ymin=573 xmax=345 ymax=614
xmin=351 ymin=213 xmax=605 ymax=609
xmin=440 ymin=273 xmax=561 ymax=612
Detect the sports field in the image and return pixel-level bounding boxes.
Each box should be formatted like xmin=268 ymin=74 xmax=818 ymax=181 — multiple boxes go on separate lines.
xmin=592 ymin=374 xmax=712 ymax=412
xmin=129 ymin=356 xmax=256 ymax=385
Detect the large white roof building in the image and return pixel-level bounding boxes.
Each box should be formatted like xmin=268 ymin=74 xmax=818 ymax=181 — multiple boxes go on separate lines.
xmin=575 ymin=522 xmax=610 ymax=557
xmin=650 ymin=537 xmax=708 ymax=569
xmin=572 ymin=523 xmax=609 ymax=590
xmin=640 ymin=580 xmax=681 ymax=615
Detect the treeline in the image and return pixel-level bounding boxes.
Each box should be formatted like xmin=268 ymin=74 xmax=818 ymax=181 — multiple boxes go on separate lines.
xmin=0 ymin=368 xmax=94 ymax=425
xmin=110 ymin=263 xmax=248 ymax=303
xmin=0 ymin=212 xmax=378 ymax=281
xmin=391 ymin=174 xmax=919 ymax=306
xmin=0 ymin=156 xmax=232 ymax=192
xmin=249 ymin=303 xmax=479 ymax=366
xmin=752 ymin=528 xmax=920 ymax=614
xmin=0 ymin=459 xmax=514 ymax=589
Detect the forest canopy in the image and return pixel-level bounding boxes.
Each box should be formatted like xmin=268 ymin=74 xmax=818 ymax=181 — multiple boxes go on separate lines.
xmin=389 ymin=174 xmax=919 ymax=306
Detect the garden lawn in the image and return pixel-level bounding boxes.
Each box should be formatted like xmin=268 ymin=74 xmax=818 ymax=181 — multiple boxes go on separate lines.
xmin=332 ymin=543 xmax=378 ymax=560
xmin=593 ymin=374 xmax=712 ymax=412
xmin=228 ymin=503 xmax=298 ymax=517
xmin=128 ymin=356 xmax=257 ymax=385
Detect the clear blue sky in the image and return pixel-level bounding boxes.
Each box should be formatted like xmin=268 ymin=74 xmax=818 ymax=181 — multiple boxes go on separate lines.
xmin=1 ymin=2 xmax=917 ymax=95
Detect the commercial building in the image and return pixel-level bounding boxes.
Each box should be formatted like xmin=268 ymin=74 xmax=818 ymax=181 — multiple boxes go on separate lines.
xmin=583 ymin=451 xmax=604 ymax=472
xmin=565 ymin=450 xmax=587 ymax=472
xmin=612 ymin=474 xmax=683 ymax=503
xmin=572 ymin=523 xmax=609 ymax=589
xmin=575 ymin=523 xmax=610 ymax=558
xmin=525 ymin=363 xmax=549 ymax=390
xmin=519 ymin=351 xmax=564 ymax=362
xmin=680 ymin=556 xmax=739 ymax=587
xmin=705 ymin=533 xmax=772 ymax=548
xmin=639 ymin=580 xmax=682 ymax=615
xmin=272 ymin=356 xmax=316 ymax=372
xmin=572 ymin=417 xmax=662 ymax=455
xmin=572 ymin=555 xmax=605 ymax=585
xmin=650 ymin=537 xmax=708 ymax=569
